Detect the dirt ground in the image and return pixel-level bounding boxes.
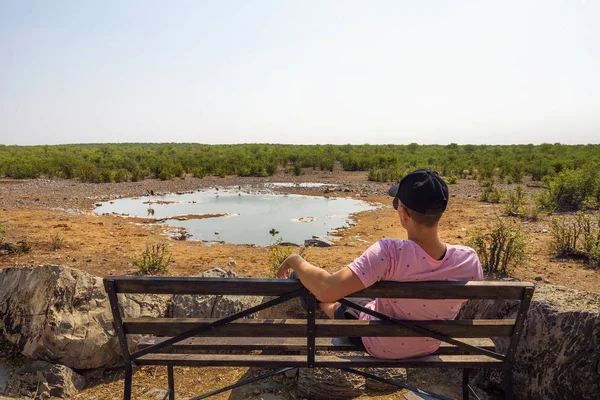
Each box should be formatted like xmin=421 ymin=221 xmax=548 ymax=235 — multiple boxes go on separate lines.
xmin=0 ymin=170 xmax=598 ymax=399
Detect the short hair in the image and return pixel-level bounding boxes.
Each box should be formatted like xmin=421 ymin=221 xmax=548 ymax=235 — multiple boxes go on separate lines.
xmin=402 ymin=204 xmax=443 ymax=228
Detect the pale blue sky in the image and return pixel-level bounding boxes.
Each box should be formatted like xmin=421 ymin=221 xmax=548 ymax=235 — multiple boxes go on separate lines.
xmin=1 ymin=0 xmax=598 ymax=145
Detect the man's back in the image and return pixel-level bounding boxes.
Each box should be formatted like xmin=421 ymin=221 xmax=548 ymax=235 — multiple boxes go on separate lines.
xmin=347 ymin=238 xmax=483 ymax=359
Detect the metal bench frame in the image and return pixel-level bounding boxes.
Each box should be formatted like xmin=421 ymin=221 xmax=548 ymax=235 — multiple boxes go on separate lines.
xmin=104 ymin=277 xmax=534 ymax=400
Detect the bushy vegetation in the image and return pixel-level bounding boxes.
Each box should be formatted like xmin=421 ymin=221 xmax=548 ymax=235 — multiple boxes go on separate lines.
xmin=549 ymin=212 xmax=600 ymax=267
xmin=503 ymin=185 xmax=527 ymax=217
xmin=131 ymin=242 xmax=172 ymax=275
xmin=480 ymin=181 xmax=503 ymax=204
xmin=0 ymin=143 xmax=598 ymax=184
xmin=267 ymin=238 xmax=306 ymax=277
xmin=445 ymin=175 xmax=458 ymax=185
xmin=468 ymin=218 xmax=528 ymax=276
xmin=536 ymin=168 xmax=600 ymax=212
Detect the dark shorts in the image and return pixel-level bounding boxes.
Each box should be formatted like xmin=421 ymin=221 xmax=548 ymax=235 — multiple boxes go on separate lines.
xmin=333 ymin=297 xmax=374 ymax=352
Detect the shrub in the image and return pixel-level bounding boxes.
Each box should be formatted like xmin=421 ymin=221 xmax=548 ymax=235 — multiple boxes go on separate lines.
xmin=480 ymin=181 xmax=503 ymax=203
xmin=293 ymin=163 xmax=304 ymax=176
xmin=549 ymin=212 xmax=600 ymax=267
xmin=131 ymin=168 xmax=144 ymax=182
xmin=50 ymin=233 xmax=64 ymax=251
xmin=538 ymin=169 xmax=598 ymax=212
xmin=131 ymin=242 xmax=172 ymax=275
xmin=367 ymin=168 xmax=405 ymax=183
xmin=468 ymin=218 xmax=527 ymax=276
xmin=267 ymin=238 xmax=306 ymax=277
xmin=503 ymin=185 xmax=527 ymax=217
xmin=445 ymin=175 xmax=458 ymax=185
xmin=266 ymin=163 xmax=278 ymax=176
xmin=113 ymin=169 xmax=129 ymax=183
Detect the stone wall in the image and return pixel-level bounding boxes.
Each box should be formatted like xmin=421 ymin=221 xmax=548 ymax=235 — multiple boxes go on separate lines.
xmin=459 ymin=284 xmax=600 ymax=400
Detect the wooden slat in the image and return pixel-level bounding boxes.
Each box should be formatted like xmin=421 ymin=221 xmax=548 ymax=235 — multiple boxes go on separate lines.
xmin=124 ymin=318 xmax=515 ymax=337
xmin=355 ymin=281 xmax=532 ymax=300
xmin=106 ymin=276 xmax=533 ymax=299
xmin=134 ymin=353 xmax=503 ymax=369
xmin=138 ymin=336 xmax=496 ymax=354
xmin=315 ymin=354 xmax=503 ymax=368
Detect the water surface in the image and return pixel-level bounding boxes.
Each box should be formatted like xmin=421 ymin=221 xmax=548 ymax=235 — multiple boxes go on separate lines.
xmin=94 ymin=187 xmax=374 ymax=246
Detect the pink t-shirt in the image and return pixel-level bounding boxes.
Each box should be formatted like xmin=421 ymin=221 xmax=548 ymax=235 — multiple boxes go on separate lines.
xmin=347 ymin=239 xmax=483 ymax=359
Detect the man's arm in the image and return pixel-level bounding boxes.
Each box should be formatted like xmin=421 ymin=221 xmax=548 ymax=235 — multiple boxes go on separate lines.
xmin=276 ymin=254 xmax=365 ymax=303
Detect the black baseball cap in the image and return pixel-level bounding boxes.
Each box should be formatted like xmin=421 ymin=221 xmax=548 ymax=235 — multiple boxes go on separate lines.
xmin=388 ymin=169 xmax=449 ymax=214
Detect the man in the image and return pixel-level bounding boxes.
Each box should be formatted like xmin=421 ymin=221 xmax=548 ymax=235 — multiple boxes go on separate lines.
xmin=276 ymin=169 xmax=483 ymax=359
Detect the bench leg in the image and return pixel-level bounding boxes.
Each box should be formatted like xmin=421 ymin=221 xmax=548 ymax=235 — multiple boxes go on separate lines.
xmin=168 ymin=365 xmax=175 ymax=400
xmin=124 ymin=363 xmax=133 ymax=400
xmin=462 ymin=369 xmax=469 ymax=400
xmin=503 ymin=367 xmax=515 ymax=400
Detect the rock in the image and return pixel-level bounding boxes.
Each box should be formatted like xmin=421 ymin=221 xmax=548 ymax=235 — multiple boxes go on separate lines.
xmin=227 ymin=260 xmax=237 ymax=267
xmin=535 ymin=276 xmax=543 ymax=281
xmin=0 ymin=265 xmax=169 ymax=369
xmin=362 ymin=367 xmax=407 ymax=393
xmin=284 ymin=368 xmax=298 ymax=378
xmin=9 ymin=360 xmax=85 ymax=399
xmin=304 ymin=238 xmax=333 ymax=248
xmin=279 ymin=242 xmax=300 ymax=247
xmin=170 ymin=268 xmax=263 ymax=319
xmin=458 ymin=285 xmax=600 ymax=400
xmin=0 ymin=364 xmax=9 ymax=395
xmin=139 ymin=388 xmax=180 ymax=400
xmin=297 ymin=365 xmax=365 ymax=400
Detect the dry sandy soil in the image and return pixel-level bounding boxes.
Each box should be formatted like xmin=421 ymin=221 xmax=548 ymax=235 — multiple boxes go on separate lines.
xmin=0 ymin=170 xmax=598 ymax=399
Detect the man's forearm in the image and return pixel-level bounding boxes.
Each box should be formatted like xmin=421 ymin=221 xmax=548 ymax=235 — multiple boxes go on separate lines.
xmin=283 ymin=254 xmax=330 ymax=300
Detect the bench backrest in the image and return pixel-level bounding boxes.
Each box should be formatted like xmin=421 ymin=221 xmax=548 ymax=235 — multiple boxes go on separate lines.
xmin=104 ymin=277 xmax=534 ymax=367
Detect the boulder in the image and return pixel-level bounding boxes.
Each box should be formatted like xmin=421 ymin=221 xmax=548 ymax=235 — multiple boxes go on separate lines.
xmin=170 ymin=268 xmax=263 ymax=319
xmin=0 ymin=265 xmax=169 ymax=369
xmin=297 ymin=363 xmax=365 ymax=400
xmin=458 ymin=284 xmax=600 ymax=400
xmin=362 ymin=367 xmax=407 ymax=393
xmin=304 ymin=238 xmax=333 ymax=247
xmin=9 ymin=360 xmax=85 ymax=399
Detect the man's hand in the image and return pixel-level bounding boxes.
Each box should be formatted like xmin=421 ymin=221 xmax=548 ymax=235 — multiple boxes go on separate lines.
xmin=274 ymin=254 xmax=366 ymax=303
xmin=276 ymin=254 xmax=301 ymax=278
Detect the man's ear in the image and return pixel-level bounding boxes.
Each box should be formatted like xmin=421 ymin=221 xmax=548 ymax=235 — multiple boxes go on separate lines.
xmin=400 ymin=206 xmax=410 ymax=221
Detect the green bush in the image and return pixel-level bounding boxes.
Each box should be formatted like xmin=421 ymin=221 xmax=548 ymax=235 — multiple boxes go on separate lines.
xmin=503 ymin=185 xmax=527 ymax=216
xmin=549 ymin=212 xmax=600 ymax=267
xmin=538 ymin=169 xmax=598 ymax=212
xmin=468 ymin=218 xmax=527 ymax=276
xmin=445 ymin=175 xmax=458 ymax=185
xmin=267 ymin=238 xmax=307 ymax=277
xmin=131 ymin=243 xmax=172 ymax=275
xmin=480 ymin=181 xmax=503 ymax=203
xmin=293 ymin=163 xmax=304 ymax=176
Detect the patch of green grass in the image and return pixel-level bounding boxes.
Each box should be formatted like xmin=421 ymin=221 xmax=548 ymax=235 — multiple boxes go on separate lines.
xmin=131 ymin=243 xmax=172 ymax=275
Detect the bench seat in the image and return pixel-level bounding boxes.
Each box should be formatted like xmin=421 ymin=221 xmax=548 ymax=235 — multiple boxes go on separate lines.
xmin=135 ymin=353 xmax=503 ymax=368
xmin=124 ymin=317 xmax=516 ymax=337
xmin=138 ymin=336 xmax=496 ymax=354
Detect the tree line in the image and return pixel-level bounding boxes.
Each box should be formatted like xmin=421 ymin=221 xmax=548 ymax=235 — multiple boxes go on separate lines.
xmin=0 ymin=143 xmax=598 ymax=184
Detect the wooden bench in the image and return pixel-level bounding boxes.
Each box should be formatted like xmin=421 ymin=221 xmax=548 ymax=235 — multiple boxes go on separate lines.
xmin=104 ymin=277 xmax=534 ymax=400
